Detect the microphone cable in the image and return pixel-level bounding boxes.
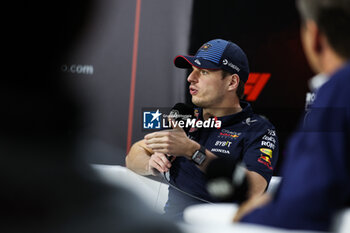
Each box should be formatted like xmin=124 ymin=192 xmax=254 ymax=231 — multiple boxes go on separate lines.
xmin=161 ymin=171 xmax=213 ymax=204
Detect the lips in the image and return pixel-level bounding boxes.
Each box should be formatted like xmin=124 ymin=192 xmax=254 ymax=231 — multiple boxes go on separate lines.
xmin=189 ymin=86 xmax=198 ymax=95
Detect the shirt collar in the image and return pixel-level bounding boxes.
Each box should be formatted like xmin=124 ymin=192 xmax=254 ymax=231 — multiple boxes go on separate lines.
xmin=196 ymin=101 xmax=253 ymax=127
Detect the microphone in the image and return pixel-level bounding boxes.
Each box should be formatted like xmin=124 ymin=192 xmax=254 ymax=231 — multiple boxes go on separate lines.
xmin=168 ymin=103 xmax=194 ymax=134
xmin=165 ymin=103 xmax=194 ymax=162
xmin=162 ymin=104 xmax=212 ymax=203
xmin=162 ymin=103 xmax=212 ymax=203
xmin=206 ymin=157 xmax=249 ymax=204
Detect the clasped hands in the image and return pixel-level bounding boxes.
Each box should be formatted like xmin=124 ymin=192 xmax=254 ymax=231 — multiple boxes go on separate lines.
xmin=144 ymin=127 xmax=198 ymax=174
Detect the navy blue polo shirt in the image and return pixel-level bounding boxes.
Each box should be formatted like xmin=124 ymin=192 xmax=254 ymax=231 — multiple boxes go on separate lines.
xmin=242 ymin=62 xmax=350 ymax=231
xmin=164 ymin=101 xmax=279 ymax=217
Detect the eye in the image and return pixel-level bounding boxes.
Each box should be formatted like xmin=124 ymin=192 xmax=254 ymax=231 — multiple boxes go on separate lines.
xmin=200 ymin=70 xmax=209 ymax=75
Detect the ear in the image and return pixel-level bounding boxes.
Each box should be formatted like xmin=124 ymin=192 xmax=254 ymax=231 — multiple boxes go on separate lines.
xmin=227 ymin=74 xmax=240 ymax=91
xmin=301 ymin=20 xmax=325 ymax=73
xmin=306 ymin=20 xmax=323 ymax=55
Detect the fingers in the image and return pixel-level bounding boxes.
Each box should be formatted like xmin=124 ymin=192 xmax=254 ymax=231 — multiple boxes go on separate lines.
xmin=144 ymin=131 xmax=171 ymax=151
xmin=144 ymin=129 xmax=188 ymax=156
xmin=144 ymin=129 xmax=185 ymax=145
xmin=144 ymin=127 xmax=185 ymax=141
xmin=145 ymin=137 xmax=168 ymax=146
xmin=149 ymin=152 xmax=172 ymax=173
xmin=144 ymin=130 xmax=171 ymax=140
xmin=151 ymin=148 xmax=170 ymax=154
xmin=145 ymin=138 xmax=170 ymax=152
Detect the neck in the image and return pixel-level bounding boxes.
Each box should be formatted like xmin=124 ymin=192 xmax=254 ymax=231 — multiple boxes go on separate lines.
xmin=202 ymin=98 xmax=242 ymax=120
xmin=320 ymin=40 xmax=347 ymax=76
xmin=321 ymin=53 xmax=346 ymax=76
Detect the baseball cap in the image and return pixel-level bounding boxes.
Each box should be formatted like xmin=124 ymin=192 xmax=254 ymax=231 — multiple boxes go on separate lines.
xmin=174 ymin=39 xmax=250 ymax=83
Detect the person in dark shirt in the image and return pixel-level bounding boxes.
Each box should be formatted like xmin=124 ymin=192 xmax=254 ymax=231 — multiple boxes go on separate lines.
xmin=235 ymin=0 xmax=350 ymax=231
xmin=126 ymin=39 xmax=279 ymax=218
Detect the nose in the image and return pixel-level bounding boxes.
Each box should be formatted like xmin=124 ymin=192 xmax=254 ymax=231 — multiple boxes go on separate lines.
xmin=187 ymin=70 xmax=198 ymax=83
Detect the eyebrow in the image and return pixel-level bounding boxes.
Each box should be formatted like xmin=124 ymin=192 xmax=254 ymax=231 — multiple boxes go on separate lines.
xmin=192 ymin=66 xmax=209 ymax=72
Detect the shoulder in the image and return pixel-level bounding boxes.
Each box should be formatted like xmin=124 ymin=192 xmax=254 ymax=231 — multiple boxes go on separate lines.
xmin=239 ymin=101 xmax=276 ymax=130
xmin=315 ymin=63 xmax=350 ymax=107
xmin=241 ymin=114 xmax=276 ymax=132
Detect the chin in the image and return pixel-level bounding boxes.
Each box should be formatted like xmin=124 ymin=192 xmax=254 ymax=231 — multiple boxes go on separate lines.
xmin=192 ymin=98 xmax=207 ymax=108
xmin=192 ymin=99 xmax=201 ymax=107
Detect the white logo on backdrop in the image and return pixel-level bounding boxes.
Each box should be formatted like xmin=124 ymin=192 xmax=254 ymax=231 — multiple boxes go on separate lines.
xmin=61 ymin=64 xmax=94 ymax=75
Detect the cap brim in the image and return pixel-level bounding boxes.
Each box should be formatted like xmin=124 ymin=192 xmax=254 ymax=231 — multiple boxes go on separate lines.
xmin=174 ymin=55 xmax=221 ymax=70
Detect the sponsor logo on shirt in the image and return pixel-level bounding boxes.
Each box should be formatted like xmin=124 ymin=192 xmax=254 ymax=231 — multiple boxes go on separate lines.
xmin=262 ymin=135 xmax=276 ymax=144
xmin=194 ymin=109 xmax=199 ymax=118
xmin=211 ymin=148 xmax=230 ymax=154
xmin=261 ymin=141 xmax=275 ymax=150
xmin=189 ymin=109 xmax=200 ymax=133
xmin=188 ymin=127 xmax=198 ymax=133
xmin=260 ymin=148 xmax=272 ymax=157
xmin=242 ymin=117 xmax=258 ymax=126
xmin=258 ymin=154 xmax=273 ymax=170
xmin=218 ymin=129 xmax=241 ymax=139
xmin=267 ymin=129 xmax=276 ymax=137
xmin=214 ymin=140 xmax=232 ymax=148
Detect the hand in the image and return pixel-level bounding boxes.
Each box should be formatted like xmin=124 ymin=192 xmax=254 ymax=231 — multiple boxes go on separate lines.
xmin=233 ymin=193 xmax=271 ymax=222
xmin=144 ymin=128 xmax=199 ymax=159
xmin=148 ymin=152 xmax=172 ymax=175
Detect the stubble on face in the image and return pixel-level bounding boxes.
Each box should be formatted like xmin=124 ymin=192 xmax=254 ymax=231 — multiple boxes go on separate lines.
xmin=191 ymin=74 xmax=226 ymax=108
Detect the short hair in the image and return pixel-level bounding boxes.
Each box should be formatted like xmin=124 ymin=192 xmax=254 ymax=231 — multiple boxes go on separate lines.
xmin=222 ymin=70 xmax=245 ymax=99
xmin=297 ymin=0 xmax=350 ymax=59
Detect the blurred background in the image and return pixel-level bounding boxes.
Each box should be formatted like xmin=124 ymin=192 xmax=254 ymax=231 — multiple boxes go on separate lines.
xmin=59 ymin=0 xmax=314 ymax=176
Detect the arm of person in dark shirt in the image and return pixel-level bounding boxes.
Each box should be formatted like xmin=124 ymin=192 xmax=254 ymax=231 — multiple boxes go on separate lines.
xmin=144 ymin=127 xmax=218 ymax=172
xmin=246 ymin=170 xmax=268 ymax=198
xmin=126 ymin=139 xmax=172 ymax=176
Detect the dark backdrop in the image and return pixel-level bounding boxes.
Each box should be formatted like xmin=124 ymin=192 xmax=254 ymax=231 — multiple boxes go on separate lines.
xmin=21 ymin=0 xmax=315 ymax=176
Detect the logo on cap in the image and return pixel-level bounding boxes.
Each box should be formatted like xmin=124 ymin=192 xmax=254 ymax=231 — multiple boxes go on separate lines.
xmin=194 ymin=59 xmax=201 ymax=65
xmin=222 ymin=59 xmax=240 ymax=72
xmin=200 ymin=43 xmax=211 ymax=51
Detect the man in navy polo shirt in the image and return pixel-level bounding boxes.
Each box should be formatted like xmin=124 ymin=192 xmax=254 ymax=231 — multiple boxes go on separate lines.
xmin=126 ymin=39 xmax=279 ymax=218
xmin=234 ymin=0 xmax=350 ymax=231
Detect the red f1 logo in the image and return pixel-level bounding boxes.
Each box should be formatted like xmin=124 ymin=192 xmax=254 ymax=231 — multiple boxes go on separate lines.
xmin=244 ymin=73 xmax=271 ymax=101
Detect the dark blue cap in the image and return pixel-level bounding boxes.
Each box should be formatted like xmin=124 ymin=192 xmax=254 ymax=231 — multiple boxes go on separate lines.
xmin=174 ymin=39 xmax=250 ymax=83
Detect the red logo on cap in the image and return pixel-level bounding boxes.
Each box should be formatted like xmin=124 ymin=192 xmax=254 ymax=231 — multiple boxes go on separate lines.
xmin=200 ymin=43 xmax=211 ymax=51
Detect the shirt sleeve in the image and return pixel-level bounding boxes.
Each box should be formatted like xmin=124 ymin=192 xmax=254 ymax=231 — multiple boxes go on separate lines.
xmin=242 ymin=123 xmax=279 ymax=184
